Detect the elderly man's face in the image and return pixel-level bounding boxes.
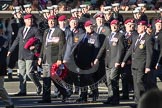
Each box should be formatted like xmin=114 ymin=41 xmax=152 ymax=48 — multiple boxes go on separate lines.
xmin=48 ymin=19 xmax=55 ymax=28
xmin=96 ymin=17 xmax=104 ymax=26
xmin=69 ymin=20 xmax=78 ymax=28
xmin=24 ymin=18 xmax=32 ymax=27
xmin=85 ymin=25 xmax=93 ymax=33
xmin=155 ymin=23 xmax=162 ymax=31
xmin=111 ymin=24 xmax=118 ymax=32
xmin=137 ymin=24 xmax=146 ymax=34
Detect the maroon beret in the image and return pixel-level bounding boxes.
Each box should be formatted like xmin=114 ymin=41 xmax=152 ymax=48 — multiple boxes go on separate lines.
xmin=124 ymin=19 xmax=135 ymax=24
xmin=137 ymin=21 xmax=147 ymax=26
xmin=24 ymin=14 xmax=32 ymax=19
xmin=147 ymin=24 xmax=152 ymax=28
xmin=58 ymin=15 xmax=67 ymax=21
xmin=155 ymin=19 xmax=162 ymax=24
xmin=48 ymin=15 xmax=56 ymax=20
xmin=69 ymin=17 xmax=77 ymax=22
xmin=84 ymin=20 xmax=92 ymax=27
xmin=110 ymin=20 xmax=119 ymax=25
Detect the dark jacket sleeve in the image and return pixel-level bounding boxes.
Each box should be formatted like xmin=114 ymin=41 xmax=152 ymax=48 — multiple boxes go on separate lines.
xmin=39 ymin=29 xmax=48 ymax=59
xmin=58 ymin=29 xmax=66 ymax=61
xmin=116 ymin=34 xmax=125 ymax=63
xmin=93 ymin=34 xmax=100 ymax=61
xmin=9 ymin=28 xmax=21 ymax=52
xmin=157 ymin=33 xmax=162 ymax=65
xmin=123 ymin=43 xmax=133 ymax=63
xmin=145 ymin=36 xmax=153 ymax=68
xmin=96 ymin=37 xmax=107 ymax=60
xmin=63 ymin=35 xmax=73 ymax=61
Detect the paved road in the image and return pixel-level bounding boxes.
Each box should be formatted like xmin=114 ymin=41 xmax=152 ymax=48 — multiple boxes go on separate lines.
xmin=1 ymin=73 xmax=162 ymax=108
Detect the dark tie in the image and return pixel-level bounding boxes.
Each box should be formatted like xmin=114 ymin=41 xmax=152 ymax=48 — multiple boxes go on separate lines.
xmin=23 ymin=28 xmax=28 ymax=38
xmin=47 ymin=29 xmax=52 ymax=39
xmin=46 ymin=29 xmax=52 ymax=46
xmin=109 ymin=33 xmax=114 ymax=44
xmin=97 ymin=27 xmax=100 ymax=34
xmin=82 ymin=34 xmax=88 ymax=43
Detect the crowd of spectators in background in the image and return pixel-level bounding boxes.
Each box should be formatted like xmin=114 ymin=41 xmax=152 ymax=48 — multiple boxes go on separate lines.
xmin=0 ymin=0 xmax=162 ymax=12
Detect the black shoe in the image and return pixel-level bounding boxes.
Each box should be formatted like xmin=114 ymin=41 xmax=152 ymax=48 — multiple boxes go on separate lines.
xmin=103 ymin=97 xmax=119 ymax=105
xmin=74 ymin=91 xmax=79 ymax=95
xmin=88 ymin=93 xmax=93 ymax=98
xmin=76 ymin=97 xmax=87 ymax=103
xmin=14 ymin=92 xmax=26 ymax=96
xmin=36 ymin=86 xmax=42 ymax=95
xmin=37 ymin=100 xmax=51 ymax=103
xmin=92 ymin=96 xmax=97 ymax=102
xmin=8 ymin=73 xmax=13 ymax=80
xmin=6 ymin=105 xmax=14 ymax=108
xmin=130 ymin=104 xmax=137 ymax=108
xmin=62 ymin=91 xmax=72 ymax=102
xmin=120 ymin=96 xmax=129 ymax=100
xmin=103 ymin=100 xmax=119 ymax=105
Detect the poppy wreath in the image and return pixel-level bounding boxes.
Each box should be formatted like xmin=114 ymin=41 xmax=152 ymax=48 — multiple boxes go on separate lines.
xmin=50 ymin=63 xmax=68 ymax=80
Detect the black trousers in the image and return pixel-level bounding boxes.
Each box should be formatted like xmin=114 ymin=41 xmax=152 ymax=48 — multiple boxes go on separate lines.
xmin=79 ymin=74 xmax=98 ymax=99
xmin=106 ymin=67 xmax=120 ymax=102
xmin=121 ymin=64 xmax=133 ymax=97
xmin=131 ymin=68 xmax=145 ymax=103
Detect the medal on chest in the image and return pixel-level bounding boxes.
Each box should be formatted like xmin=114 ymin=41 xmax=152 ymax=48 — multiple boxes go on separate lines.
xmin=74 ymin=36 xmax=79 ymax=43
xmin=139 ymin=40 xmax=145 ymax=49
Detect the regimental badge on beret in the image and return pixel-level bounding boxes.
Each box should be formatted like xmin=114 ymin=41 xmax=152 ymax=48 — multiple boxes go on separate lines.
xmin=69 ymin=17 xmax=77 ymax=22
xmin=110 ymin=19 xmax=119 ymax=25
xmin=138 ymin=21 xmax=147 ymax=26
xmin=155 ymin=19 xmax=162 ymax=24
xmin=84 ymin=20 xmax=93 ymax=27
xmin=48 ymin=15 xmax=57 ymax=20
xmin=124 ymin=19 xmax=134 ymax=24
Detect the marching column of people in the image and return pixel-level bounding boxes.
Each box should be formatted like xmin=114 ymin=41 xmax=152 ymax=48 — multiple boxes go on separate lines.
xmin=2 ymin=2 xmax=162 ymax=108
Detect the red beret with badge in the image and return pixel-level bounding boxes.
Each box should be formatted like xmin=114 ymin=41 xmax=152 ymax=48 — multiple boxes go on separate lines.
xmin=155 ymin=19 xmax=162 ymax=24
xmin=124 ymin=19 xmax=135 ymax=24
xmin=137 ymin=21 xmax=147 ymax=26
xmin=84 ymin=20 xmax=93 ymax=27
xmin=110 ymin=19 xmax=119 ymax=25
xmin=24 ymin=14 xmax=32 ymax=19
xmin=48 ymin=15 xmax=57 ymax=20
xmin=69 ymin=17 xmax=77 ymax=22
xmin=58 ymin=15 xmax=67 ymax=21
